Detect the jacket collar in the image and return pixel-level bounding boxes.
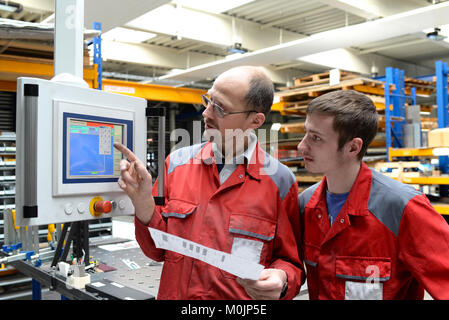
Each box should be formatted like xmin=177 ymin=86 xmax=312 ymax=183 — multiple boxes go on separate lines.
xmin=306 ymin=162 xmax=372 ymax=216
xmin=194 ymin=139 xmax=264 ymax=181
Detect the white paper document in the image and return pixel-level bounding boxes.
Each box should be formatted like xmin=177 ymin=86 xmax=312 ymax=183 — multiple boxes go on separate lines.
xmin=148 ymin=228 xmax=264 ymax=280
xmin=98 ymin=240 xmax=139 ymax=252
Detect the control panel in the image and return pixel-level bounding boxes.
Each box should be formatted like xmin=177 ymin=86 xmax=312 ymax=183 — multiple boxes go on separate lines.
xmin=15 ymin=77 xmax=147 ymax=226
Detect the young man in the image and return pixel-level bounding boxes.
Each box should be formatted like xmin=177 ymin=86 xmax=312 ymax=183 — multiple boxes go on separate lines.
xmin=297 ymin=89 xmax=449 ymax=300
xmin=115 ymin=66 xmax=304 ymax=299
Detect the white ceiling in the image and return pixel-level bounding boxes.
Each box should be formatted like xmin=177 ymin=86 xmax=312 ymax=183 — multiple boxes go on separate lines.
xmin=2 ymin=0 xmax=449 ymax=88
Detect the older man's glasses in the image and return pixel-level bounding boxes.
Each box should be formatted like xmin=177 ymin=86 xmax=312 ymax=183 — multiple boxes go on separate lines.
xmin=201 ymin=95 xmax=257 ymax=118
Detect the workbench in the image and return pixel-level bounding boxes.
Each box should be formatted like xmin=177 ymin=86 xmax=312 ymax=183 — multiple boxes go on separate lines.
xmin=7 ymin=237 xmax=163 ymax=300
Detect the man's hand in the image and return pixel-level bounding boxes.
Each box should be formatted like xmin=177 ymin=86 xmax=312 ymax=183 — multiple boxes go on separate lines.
xmin=237 ymin=268 xmax=287 ymax=300
xmin=114 ymin=142 xmax=155 ymax=225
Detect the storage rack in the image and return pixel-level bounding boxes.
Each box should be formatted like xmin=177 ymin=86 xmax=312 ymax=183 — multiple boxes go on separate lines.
xmin=273 ymin=69 xmax=403 ymax=192
xmin=381 ymin=61 xmax=449 ymax=219
xmin=0 ymin=133 xmax=16 ymax=246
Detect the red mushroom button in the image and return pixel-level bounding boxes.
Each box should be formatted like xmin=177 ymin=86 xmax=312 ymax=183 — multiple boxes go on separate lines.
xmin=94 ymin=200 xmax=112 ymax=214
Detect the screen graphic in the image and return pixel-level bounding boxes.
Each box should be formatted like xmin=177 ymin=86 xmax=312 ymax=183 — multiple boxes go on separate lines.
xmin=67 ymin=119 xmax=123 ymax=178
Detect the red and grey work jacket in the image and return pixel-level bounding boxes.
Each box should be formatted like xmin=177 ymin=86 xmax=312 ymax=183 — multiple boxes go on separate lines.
xmin=298 ymin=162 xmax=449 ymax=300
xmin=135 ymin=141 xmax=305 ymax=299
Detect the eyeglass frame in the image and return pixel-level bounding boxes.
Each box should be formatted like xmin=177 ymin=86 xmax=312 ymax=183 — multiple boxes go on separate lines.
xmin=201 ymin=94 xmax=258 ymax=118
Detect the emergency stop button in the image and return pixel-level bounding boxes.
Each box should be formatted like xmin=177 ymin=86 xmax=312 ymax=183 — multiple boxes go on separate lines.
xmin=94 ymin=201 xmax=112 ymax=214
xmin=89 ymin=196 xmax=112 ymax=217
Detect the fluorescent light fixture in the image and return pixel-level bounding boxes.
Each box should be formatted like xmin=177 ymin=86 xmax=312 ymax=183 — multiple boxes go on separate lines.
xmin=177 ymin=0 xmax=255 ymax=14
xmin=102 ymin=27 xmax=156 ymax=44
xmin=271 ymin=123 xmax=282 ymax=131
xmin=0 ymin=4 xmax=15 ymax=12
xmin=0 ymin=1 xmax=22 ymax=13
xmin=423 ymin=25 xmax=449 ymax=42
xmin=432 ymin=147 xmax=449 ymax=156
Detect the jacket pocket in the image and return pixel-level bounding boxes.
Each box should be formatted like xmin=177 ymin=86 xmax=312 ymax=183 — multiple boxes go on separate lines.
xmin=229 ymin=213 xmax=276 ymax=242
xmin=161 ymin=198 xmax=197 ymax=219
xmin=221 ymin=213 xmax=276 ymax=279
xmin=161 ymin=199 xmax=198 ymax=262
xmin=335 ymin=256 xmax=391 ymax=300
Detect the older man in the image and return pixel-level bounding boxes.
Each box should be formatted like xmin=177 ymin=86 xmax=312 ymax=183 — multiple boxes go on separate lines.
xmin=115 ymin=66 xmax=304 ymax=300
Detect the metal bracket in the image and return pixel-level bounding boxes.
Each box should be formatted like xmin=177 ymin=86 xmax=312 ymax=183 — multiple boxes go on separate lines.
xmin=146 ymin=104 xmax=166 ymax=206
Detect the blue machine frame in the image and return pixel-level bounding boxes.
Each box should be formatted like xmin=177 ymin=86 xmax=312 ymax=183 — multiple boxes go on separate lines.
xmin=88 ymin=22 xmax=102 ymax=90
xmin=435 ymin=61 xmax=449 ymax=174
xmin=383 ymin=67 xmax=417 ymax=161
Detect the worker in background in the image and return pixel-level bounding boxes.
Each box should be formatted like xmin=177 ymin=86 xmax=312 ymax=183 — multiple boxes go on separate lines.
xmin=114 ymin=66 xmax=305 ymax=300
xmin=297 ymin=89 xmax=449 ymax=300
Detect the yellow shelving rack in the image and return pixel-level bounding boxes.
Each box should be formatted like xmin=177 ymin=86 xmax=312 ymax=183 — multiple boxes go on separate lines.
xmin=387 ymin=147 xmax=449 ymax=215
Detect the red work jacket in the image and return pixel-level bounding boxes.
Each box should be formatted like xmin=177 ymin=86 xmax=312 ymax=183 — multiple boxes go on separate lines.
xmin=298 ymin=162 xmax=449 ymax=300
xmin=135 ymin=141 xmax=305 ymax=299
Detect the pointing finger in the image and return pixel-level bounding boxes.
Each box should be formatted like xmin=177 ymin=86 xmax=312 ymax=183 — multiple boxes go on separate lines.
xmin=114 ymin=142 xmax=138 ymax=162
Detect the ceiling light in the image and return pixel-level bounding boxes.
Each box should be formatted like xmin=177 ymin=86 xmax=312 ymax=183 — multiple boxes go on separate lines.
xmin=169 ymin=68 xmax=184 ymax=74
xmin=102 ymin=27 xmax=156 ymax=44
xmin=226 ymin=42 xmax=248 ymax=54
xmin=177 ymin=0 xmax=255 ymax=14
xmin=0 ymin=0 xmax=22 ymax=13
xmin=426 ymin=28 xmax=447 ymax=41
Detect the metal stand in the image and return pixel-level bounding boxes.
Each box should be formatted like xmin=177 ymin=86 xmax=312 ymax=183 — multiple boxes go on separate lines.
xmin=50 ymin=221 xmax=90 ymax=267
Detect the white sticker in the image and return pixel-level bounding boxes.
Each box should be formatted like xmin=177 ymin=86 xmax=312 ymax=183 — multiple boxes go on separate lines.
xmin=122 ymin=258 xmax=141 ymax=270
xmin=91 ymin=282 xmax=106 ymax=288
xmin=231 ymin=237 xmax=263 ymax=263
xmin=345 ymin=281 xmax=383 ymax=300
xmin=111 ymin=282 xmax=125 ymax=288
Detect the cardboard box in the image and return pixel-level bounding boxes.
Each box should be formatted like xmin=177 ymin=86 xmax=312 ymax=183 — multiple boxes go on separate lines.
xmin=428 ymin=128 xmax=449 ymax=147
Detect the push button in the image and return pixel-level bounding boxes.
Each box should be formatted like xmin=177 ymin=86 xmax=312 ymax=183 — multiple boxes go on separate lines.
xmin=89 ymin=196 xmax=111 ymax=217
xmin=77 ymin=203 xmax=86 ymax=214
xmin=94 ymin=200 xmax=112 ymax=214
xmin=64 ymin=203 xmax=73 ymax=215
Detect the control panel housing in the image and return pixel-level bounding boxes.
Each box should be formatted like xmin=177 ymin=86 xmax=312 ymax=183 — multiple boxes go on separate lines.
xmin=15 ymin=77 xmax=147 ymax=226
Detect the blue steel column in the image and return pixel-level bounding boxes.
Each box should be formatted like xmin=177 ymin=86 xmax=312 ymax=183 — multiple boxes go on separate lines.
xmin=92 ymin=22 xmax=102 ymax=90
xmin=384 ymin=67 xmax=416 ymax=161
xmin=391 ymin=68 xmax=405 ymax=148
xmin=32 ymin=279 xmax=42 ymax=300
xmin=384 ymin=67 xmax=393 ymax=161
xmin=436 ymin=61 xmax=449 ymax=175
